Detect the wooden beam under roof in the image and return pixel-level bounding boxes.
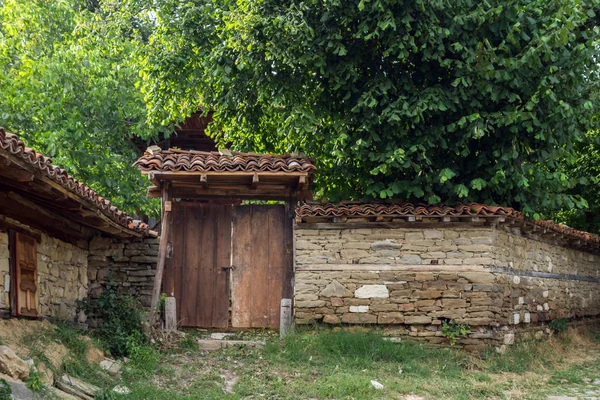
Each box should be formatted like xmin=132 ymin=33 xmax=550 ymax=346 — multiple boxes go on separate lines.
xmin=0 ymin=148 xmax=144 ymax=238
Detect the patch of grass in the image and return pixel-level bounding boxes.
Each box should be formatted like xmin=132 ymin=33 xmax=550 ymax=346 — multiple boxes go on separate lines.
xmin=51 ymin=320 xmax=89 ymax=359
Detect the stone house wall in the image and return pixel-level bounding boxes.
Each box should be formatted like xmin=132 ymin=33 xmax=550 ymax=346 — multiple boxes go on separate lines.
xmin=0 ymin=220 xmax=89 ymax=320
xmin=87 ymin=236 xmax=159 ymax=308
xmin=294 ymin=226 xmax=600 ymax=349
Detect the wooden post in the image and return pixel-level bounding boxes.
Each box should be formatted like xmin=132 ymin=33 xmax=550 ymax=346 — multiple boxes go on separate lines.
xmin=165 ymin=297 xmax=177 ymax=331
xmin=280 ymin=298 xmax=292 ymax=338
xmin=148 ymin=181 xmax=172 ymax=326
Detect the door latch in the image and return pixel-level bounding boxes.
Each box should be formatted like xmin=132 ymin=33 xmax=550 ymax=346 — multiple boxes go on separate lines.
xmin=221 ymin=265 xmax=236 ymax=271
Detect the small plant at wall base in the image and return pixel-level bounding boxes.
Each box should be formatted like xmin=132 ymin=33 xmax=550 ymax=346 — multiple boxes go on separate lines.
xmin=549 ymin=318 xmax=569 ymax=335
xmin=78 ymin=283 xmax=147 ymax=357
xmin=26 ymin=368 xmax=43 ymax=391
xmin=441 ymin=320 xmax=471 ymax=346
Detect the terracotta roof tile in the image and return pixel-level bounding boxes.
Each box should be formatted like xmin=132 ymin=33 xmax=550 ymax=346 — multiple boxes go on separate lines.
xmin=133 ymin=148 xmax=316 ymax=173
xmin=0 ymin=127 xmax=150 ymax=236
xmin=296 ymin=201 xmax=600 ymax=250
xmin=296 ymin=201 xmax=524 ymax=219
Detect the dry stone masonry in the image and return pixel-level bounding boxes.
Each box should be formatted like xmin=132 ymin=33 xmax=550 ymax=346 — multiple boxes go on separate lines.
xmin=294 ymin=226 xmax=600 ymax=349
xmin=0 ymin=218 xmax=88 ymax=320
xmin=87 ymin=236 xmax=159 ymax=308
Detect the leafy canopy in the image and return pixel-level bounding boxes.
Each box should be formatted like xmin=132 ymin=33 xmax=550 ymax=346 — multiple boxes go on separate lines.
xmin=138 ymin=0 xmax=600 ymax=216
xmin=0 ymin=0 xmax=160 ymax=218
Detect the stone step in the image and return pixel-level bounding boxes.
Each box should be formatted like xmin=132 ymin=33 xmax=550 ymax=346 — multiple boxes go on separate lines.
xmin=197 ymin=339 xmax=265 ymax=351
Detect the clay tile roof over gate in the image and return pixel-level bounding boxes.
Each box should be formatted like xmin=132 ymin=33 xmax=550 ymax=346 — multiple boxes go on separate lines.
xmin=0 ymin=128 xmax=150 ymax=236
xmin=133 ymin=148 xmax=316 ymax=173
xmin=296 ymin=201 xmax=600 ymax=251
xmin=296 ymin=201 xmax=524 ymax=219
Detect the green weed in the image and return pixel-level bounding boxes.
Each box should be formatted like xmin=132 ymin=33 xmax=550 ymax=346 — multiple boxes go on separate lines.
xmin=0 ymin=378 xmax=11 ymax=400
xmin=26 ymin=368 xmax=43 ymax=391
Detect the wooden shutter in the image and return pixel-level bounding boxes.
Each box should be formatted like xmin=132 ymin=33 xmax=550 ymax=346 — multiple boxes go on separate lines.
xmin=11 ymin=232 xmax=39 ymax=317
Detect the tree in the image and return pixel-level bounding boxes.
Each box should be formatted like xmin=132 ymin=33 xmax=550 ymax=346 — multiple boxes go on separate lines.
xmin=0 ymin=0 xmax=160 ymax=218
xmin=138 ymin=0 xmax=600 ymax=217
xmin=554 ymin=130 xmax=600 ymax=232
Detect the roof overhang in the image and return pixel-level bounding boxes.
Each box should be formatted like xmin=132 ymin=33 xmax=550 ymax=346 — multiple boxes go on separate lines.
xmin=0 ymin=129 xmax=153 ymax=244
xmin=135 ymin=148 xmax=315 ymax=200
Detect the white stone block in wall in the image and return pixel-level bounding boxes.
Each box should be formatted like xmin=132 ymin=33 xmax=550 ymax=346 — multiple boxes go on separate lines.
xmin=543 ymin=303 xmax=549 ymax=311
xmin=513 ymin=276 xmax=520 ymax=285
xmin=355 ymin=285 xmax=389 ymax=299
xmin=518 ymin=297 xmax=524 ymax=305
xmin=513 ymin=312 xmax=520 ymax=325
xmin=524 ymin=312 xmax=531 ymax=324
xmin=537 ymin=305 xmax=543 ymax=311
xmin=349 ymin=306 xmax=369 ymax=313
xmin=543 ymin=290 xmax=549 ymax=298
xmin=504 ymin=333 xmax=515 ymax=345
xmin=3 ymin=273 xmax=8 ymax=292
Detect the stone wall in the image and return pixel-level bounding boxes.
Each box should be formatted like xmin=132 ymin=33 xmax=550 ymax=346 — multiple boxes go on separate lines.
xmin=87 ymin=236 xmax=159 ymax=308
xmin=0 ymin=221 xmax=89 ymax=320
xmin=294 ymin=226 xmax=600 ymax=349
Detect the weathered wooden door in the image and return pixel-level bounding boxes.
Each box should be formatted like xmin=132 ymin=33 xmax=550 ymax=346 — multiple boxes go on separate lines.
xmin=231 ymin=205 xmax=293 ymax=328
xmin=165 ymin=202 xmax=232 ymax=328
xmin=11 ymin=232 xmax=39 ymax=317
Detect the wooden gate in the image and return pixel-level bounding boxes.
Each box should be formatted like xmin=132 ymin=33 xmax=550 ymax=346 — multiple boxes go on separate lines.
xmin=231 ymin=205 xmax=293 ymax=328
xmin=165 ymin=202 xmax=232 ymax=328
xmin=164 ymin=202 xmax=292 ymax=329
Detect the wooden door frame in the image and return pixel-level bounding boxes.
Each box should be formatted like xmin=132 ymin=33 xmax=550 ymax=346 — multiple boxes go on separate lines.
xmin=8 ymin=230 xmax=17 ymax=317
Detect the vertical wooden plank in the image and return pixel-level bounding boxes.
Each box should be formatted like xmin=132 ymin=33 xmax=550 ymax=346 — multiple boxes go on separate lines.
xmin=213 ymin=204 xmax=232 ymax=328
xmin=171 ymin=202 xmax=185 ymax=322
xmin=251 ymin=205 xmax=270 ymax=327
xmin=164 ymin=297 xmax=177 ymax=331
xmin=266 ymin=206 xmax=285 ymax=327
xmin=197 ymin=202 xmax=216 ymax=327
xmin=182 ymin=202 xmax=202 ymax=327
xmin=231 ymin=205 xmax=253 ymax=327
xmin=8 ymin=231 xmax=17 ymax=317
xmin=148 ymin=182 xmax=172 ymax=325
xmin=283 ymin=200 xmax=295 ymax=301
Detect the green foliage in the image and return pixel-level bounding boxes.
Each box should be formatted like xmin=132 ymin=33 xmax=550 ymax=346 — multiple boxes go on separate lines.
xmin=441 ymin=320 xmax=470 ymax=346
xmin=79 ymin=283 xmax=146 ymax=357
xmin=0 ymin=378 xmax=10 ymax=400
xmin=0 ymin=0 xmax=160 ymax=218
xmin=551 ymin=130 xmax=600 ymax=233
xmin=125 ymin=331 xmax=160 ymax=377
xmin=26 ymin=368 xmax=43 ymax=391
xmin=136 ymin=0 xmax=600 ymax=216
xmin=549 ymin=318 xmax=570 ymax=335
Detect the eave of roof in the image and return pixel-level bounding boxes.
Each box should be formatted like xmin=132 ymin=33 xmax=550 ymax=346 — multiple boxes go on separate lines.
xmin=0 ymin=127 xmax=152 ymax=238
xmin=296 ymin=201 xmax=600 ymax=254
xmin=133 ymin=148 xmax=316 ymax=174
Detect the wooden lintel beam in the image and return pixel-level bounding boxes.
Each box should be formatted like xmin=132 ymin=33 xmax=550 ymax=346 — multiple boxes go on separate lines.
xmin=250 ymin=173 xmax=259 ymax=189
xmin=0 ymin=216 xmax=42 ymax=242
